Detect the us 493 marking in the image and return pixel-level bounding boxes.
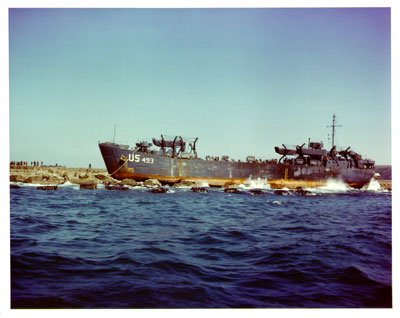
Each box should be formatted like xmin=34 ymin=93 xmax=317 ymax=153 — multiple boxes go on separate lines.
xmin=128 ymin=153 xmax=154 ymax=164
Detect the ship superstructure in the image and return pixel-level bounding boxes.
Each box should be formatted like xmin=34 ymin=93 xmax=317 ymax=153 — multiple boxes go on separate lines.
xmin=99 ymin=116 xmax=375 ymax=189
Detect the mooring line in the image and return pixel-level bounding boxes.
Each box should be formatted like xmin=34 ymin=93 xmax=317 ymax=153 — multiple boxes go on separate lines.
xmin=110 ymin=159 xmax=128 ymax=176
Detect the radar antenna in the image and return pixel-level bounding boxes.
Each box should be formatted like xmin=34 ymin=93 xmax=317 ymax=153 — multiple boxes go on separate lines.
xmin=327 ymin=114 xmax=342 ymax=148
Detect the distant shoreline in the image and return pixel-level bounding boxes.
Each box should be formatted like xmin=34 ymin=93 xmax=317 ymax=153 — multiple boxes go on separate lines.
xmin=374 ymin=165 xmax=392 ymax=180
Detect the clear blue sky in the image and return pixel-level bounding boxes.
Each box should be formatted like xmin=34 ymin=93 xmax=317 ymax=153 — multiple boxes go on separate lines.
xmin=9 ymin=8 xmax=391 ymax=167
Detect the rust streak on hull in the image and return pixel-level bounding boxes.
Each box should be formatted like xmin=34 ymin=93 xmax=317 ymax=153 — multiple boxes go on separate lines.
xmin=115 ymin=170 xmax=366 ymax=189
xmin=115 ymin=171 xmax=246 ymax=187
xmin=268 ymin=179 xmax=326 ymax=189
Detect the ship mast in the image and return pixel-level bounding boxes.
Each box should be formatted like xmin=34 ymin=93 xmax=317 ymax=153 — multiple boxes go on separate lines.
xmin=327 ymin=114 xmax=342 ymax=148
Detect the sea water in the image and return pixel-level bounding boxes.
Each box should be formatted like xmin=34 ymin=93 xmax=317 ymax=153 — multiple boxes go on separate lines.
xmin=10 ymin=179 xmax=392 ymax=308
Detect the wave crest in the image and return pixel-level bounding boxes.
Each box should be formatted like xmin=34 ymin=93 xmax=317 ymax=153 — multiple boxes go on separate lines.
xmin=241 ymin=177 xmax=271 ymax=190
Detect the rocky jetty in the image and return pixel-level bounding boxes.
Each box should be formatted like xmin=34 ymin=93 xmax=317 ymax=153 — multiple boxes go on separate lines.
xmin=273 ymin=189 xmax=290 ymax=195
xmin=10 ymin=166 xmax=105 ymax=185
xmin=249 ymin=189 xmax=265 ymax=195
xmin=9 ymin=166 xmax=168 ymax=191
xmin=150 ymin=187 xmax=168 ymax=193
xmin=37 ymin=186 xmax=58 ymax=190
xmin=10 ymin=165 xmax=391 ymax=192
xmin=191 ymin=187 xmax=209 ymax=193
xmin=224 ymin=188 xmax=242 ymax=194
xmin=105 ymin=185 xmax=129 ymax=191
xmin=10 ymin=166 xmax=113 ymax=188
xmin=80 ymin=183 xmax=97 ymax=190
xmin=378 ymin=180 xmax=391 ymax=191
xmin=144 ymin=179 xmax=162 ymax=187
xmin=120 ymin=179 xmax=138 ymax=186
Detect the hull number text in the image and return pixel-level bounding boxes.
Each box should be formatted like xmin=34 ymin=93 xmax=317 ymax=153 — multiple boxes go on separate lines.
xmin=128 ymin=153 xmax=154 ymax=164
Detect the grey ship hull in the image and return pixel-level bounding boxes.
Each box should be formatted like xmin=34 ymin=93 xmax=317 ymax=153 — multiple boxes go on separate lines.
xmin=99 ymin=142 xmax=375 ymax=189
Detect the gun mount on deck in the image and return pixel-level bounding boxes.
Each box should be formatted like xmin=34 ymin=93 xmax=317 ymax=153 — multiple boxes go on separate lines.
xmin=149 ymin=135 xmax=198 ymax=158
xmin=274 ymin=139 xmax=374 ymax=169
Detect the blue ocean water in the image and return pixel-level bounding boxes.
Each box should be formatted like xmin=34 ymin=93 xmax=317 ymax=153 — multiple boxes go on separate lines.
xmin=10 ymin=181 xmax=392 ymax=308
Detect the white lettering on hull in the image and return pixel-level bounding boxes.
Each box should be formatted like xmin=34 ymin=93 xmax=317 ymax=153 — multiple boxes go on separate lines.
xmin=128 ymin=153 xmax=154 ymax=164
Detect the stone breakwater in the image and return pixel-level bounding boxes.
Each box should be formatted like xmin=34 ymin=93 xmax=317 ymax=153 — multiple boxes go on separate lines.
xmin=10 ymin=166 xmax=114 ymax=186
xmin=9 ymin=165 xmax=391 ymax=191
xmin=378 ymin=180 xmax=392 ymax=191
xmin=9 ymin=166 xmax=201 ymax=189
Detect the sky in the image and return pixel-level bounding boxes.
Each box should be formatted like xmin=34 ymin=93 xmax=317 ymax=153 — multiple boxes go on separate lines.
xmin=8 ymin=7 xmax=392 ymax=167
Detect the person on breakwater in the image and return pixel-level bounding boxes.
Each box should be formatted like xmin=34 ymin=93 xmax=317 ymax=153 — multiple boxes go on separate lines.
xmin=11 ymin=161 xmax=48 ymax=167
xmin=11 ymin=161 xmax=28 ymax=166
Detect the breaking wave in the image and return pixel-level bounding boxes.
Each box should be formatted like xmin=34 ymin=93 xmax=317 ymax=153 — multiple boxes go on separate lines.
xmin=58 ymin=181 xmax=80 ymax=190
xmin=307 ymin=178 xmax=351 ymax=194
xmin=362 ymin=178 xmax=382 ymax=192
xmin=240 ymin=177 xmax=271 ymax=190
xmin=10 ymin=177 xmax=388 ymax=195
xmin=195 ymin=181 xmax=210 ymax=188
xmin=10 ymin=182 xmax=38 ymax=188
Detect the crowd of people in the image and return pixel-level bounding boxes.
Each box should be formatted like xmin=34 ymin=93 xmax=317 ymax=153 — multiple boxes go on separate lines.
xmin=10 ymin=161 xmax=57 ymax=167
xmin=10 ymin=161 xmax=92 ymax=168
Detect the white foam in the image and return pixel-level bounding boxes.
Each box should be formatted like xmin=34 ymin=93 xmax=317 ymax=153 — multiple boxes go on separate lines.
xmin=361 ymin=178 xmax=383 ymax=192
xmin=58 ymin=181 xmax=80 ymax=189
xmin=308 ymin=178 xmax=351 ymax=194
xmin=11 ymin=182 xmax=60 ymax=188
xmin=240 ymin=177 xmax=271 ymax=190
xmin=123 ymin=184 xmax=147 ymax=190
xmin=172 ymin=185 xmax=192 ymax=189
xmin=195 ymin=181 xmax=210 ymax=188
xmin=179 ymin=181 xmax=210 ymax=188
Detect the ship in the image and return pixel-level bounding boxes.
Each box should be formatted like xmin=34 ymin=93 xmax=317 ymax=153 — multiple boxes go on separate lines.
xmin=98 ymin=115 xmax=375 ymax=189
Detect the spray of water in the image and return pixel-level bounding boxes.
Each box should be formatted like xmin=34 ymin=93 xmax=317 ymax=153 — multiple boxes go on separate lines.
xmin=167 ymin=180 xmax=210 ymax=189
xmin=240 ymin=177 xmax=271 ymax=190
xmin=58 ymin=181 xmax=80 ymax=190
xmin=11 ymin=182 xmax=39 ymax=188
xmin=12 ymin=181 xmax=64 ymax=188
xmin=307 ymin=178 xmax=351 ymax=194
xmin=195 ymin=181 xmax=210 ymax=188
xmin=124 ymin=184 xmax=147 ymax=190
xmin=362 ymin=178 xmax=382 ymax=191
